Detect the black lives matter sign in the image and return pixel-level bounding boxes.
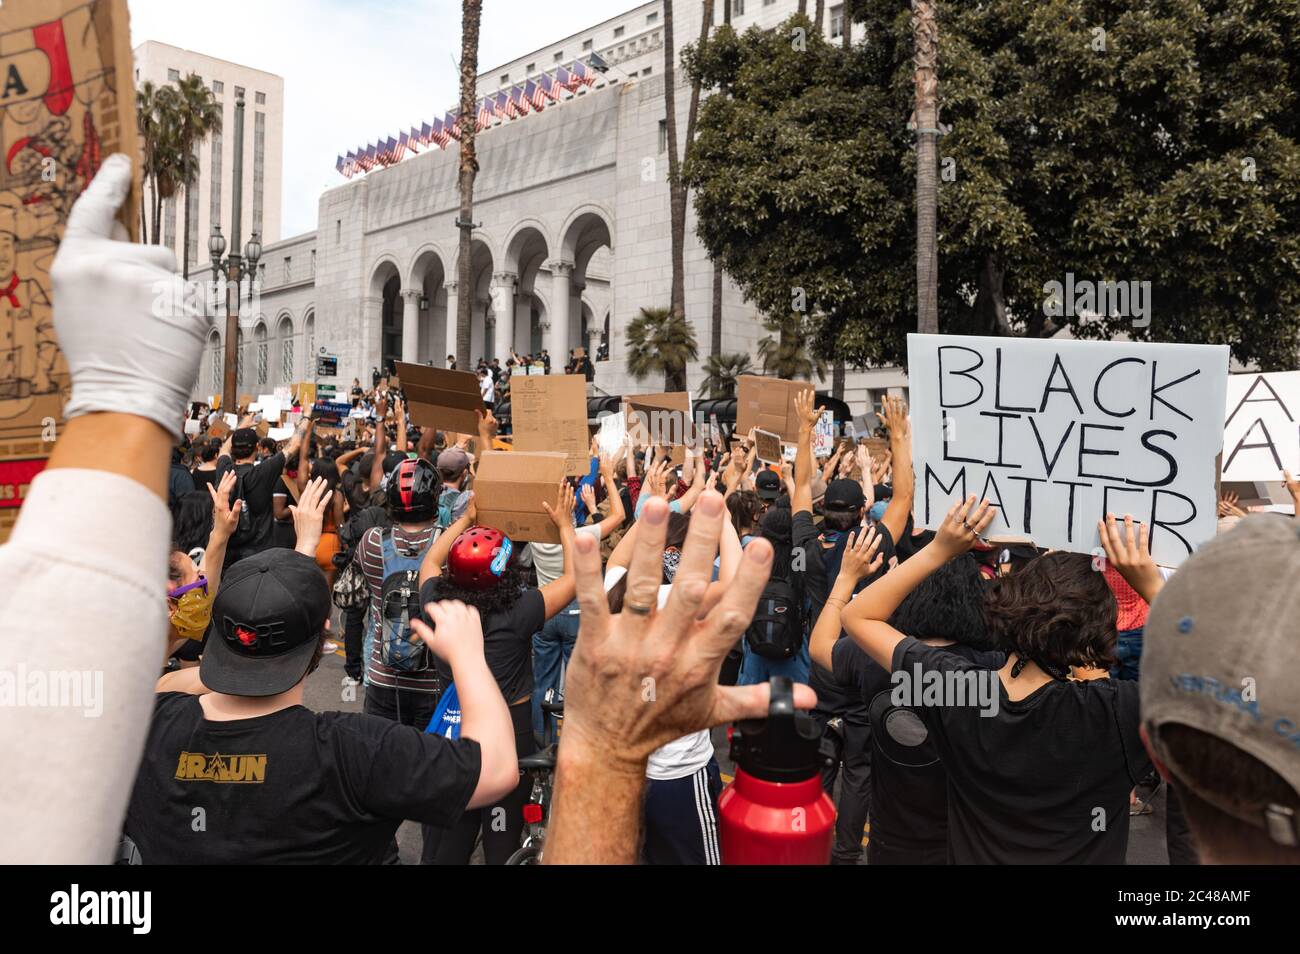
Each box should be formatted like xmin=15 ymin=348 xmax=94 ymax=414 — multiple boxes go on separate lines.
xmin=908 ymin=334 xmax=1229 ymax=567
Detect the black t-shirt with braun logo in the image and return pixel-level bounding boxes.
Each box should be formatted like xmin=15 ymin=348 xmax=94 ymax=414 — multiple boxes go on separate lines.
xmin=889 ymin=637 xmax=1152 ymax=864
xmin=123 ymin=693 xmax=481 ymax=863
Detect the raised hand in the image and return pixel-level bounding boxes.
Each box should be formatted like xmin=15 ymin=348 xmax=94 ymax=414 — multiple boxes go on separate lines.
xmin=207 ymin=470 xmax=243 ymax=541
xmin=291 ymin=476 xmax=332 ymax=557
xmin=411 ymin=600 xmax=484 ymax=669
xmin=543 ymin=478 xmax=577 ymax=530
xmin=881 ymin=395 xmax=910 ymax=443
xmin=1284 ymin=470 xmax=1300 ymax=519
xmin=580 ymin=482 xmax=599 ymax=517
xmin=1097 ymin=512 xmax=1164 ymax=603
xmin=838 ymin=527 xmax=884 ymax=582
xmin=794 ymin=386 xmax=824 ymax=432
xmin=933 ymin=495 xmax=996 ymax=560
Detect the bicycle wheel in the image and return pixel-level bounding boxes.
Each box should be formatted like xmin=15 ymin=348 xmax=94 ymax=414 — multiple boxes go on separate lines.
xmin=505 ymin=844 xmax=541 ymax=865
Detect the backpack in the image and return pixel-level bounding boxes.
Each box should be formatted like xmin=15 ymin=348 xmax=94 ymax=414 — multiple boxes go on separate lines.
xmin=745 ymin=574 xmax=803 ymax=660
xmin=375 ymin=528 xmax=431 ymax=672
xmin=230 ymin=465 xmax=254 ymax=542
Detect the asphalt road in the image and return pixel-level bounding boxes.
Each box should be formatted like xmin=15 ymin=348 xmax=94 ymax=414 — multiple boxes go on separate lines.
xmin=302 ymin=638 xmax=1174 ymax=865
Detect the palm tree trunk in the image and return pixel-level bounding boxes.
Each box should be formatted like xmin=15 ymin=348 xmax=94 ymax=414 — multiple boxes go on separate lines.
xmin=814 ymin=0 xmax=824 ymax=33
xmin=181 ymin=181 xmax=192 ymax=279
xmin=456 ymin=0 xmax=483 ymax=369
xmin=723 ymin=0 xmax=731 ymax=27
xmin=140 ymin=195 xmax=149 ymax=245
xmin=663 ymin=1 xmax=687 ymax=326
xmin=842 ymin=0 xmax=852 ymax=49
xmin=710 ymin=263 xmax=722 ymax=356
xmin=152 ymin=180 xmax=163 ymax=246
xmin=832 ymin=358 xmax=845 ymax=400
xmin=797 ymin=0 xmax=808 ymax=16
xmin=913 ymin=0 xmax=940 ymax=335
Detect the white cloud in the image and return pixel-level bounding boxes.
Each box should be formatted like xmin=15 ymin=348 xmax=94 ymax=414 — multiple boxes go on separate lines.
xmin=128 ymin=0 xmax=634 ymax=237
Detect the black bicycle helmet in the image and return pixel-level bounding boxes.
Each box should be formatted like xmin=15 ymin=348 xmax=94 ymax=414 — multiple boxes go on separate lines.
xmin=386 ymin=457 xmax=438 ymax=522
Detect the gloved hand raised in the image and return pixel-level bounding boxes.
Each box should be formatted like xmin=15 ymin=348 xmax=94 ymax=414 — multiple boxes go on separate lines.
xmin=51 ymin=154 xmax=212 ymax=439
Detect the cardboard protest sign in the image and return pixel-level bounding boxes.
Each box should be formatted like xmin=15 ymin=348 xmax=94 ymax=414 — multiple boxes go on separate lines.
xmin=907 ymin=334 xmax=1229 ymax=566
xmin=207 ymin=418 xmax=231 ymax=440
xmin=736 ymin=376 xmax=815 ymax=442
xmin=0 ymin=0 xmax=140 ymax=542
xmin=256 ymin=394 xmax=283 ymax=422
xmin=394 ymin=361 xmax=483 ymax=435
xmin=311 ymin=401 xmax=351 ymax=426
xmin=294 ymin=382 xmax=316 ymax=407
xmin=625 ymin=392 xmax=694 ymax=449
xmin=510 ymin=374 xmax=589 ymax=476
xmin=474 ymin=450 xmax=568 ymax=543
xmin=1221 ymin=371 xmax=1300 ymax=482
xmin=267 ymin=425 xmax=294 ymax=442
xmin=754 ymin=429 xmax=783 ymax=464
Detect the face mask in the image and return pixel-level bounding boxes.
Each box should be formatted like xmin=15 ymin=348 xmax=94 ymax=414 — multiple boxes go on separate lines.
xmin=169 ymin=587 xmax=214 ymax=642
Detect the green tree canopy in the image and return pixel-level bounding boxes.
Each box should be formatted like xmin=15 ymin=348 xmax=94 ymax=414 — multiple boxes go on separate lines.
xmin=685 ymin=2 xmax=1300 ymax=370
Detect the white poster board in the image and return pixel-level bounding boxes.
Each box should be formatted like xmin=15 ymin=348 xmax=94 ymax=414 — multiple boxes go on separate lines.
xmin=1222 ymin=371 xmax=1300 ymax=482
xmin=596 ymin=411 xmax=628 ymax=456
xmin=907 ymin=334 xmax=1229 ymax=566
xmin=814 ymin=410 xmax=836 ymax=457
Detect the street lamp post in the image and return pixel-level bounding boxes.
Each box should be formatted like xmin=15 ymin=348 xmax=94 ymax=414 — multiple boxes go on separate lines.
xmin=210 ymin=92 xmax=262 ymax=411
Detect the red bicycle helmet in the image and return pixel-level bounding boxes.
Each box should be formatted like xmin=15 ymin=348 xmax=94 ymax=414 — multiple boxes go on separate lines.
xmin=387 ymin=458 xmax=438 ymax=521
xmin=447 ymin=526 xmax=514 ymax=591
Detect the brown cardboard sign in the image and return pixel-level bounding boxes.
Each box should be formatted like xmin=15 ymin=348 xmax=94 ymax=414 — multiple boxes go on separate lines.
xmin=396 ymin=362 xmax=484 ymax=435
xmin=207 ymin=418 xmax=231 ymax=440
xmin=626 ymin=392 xmax=692 ymax=466
xmin=474 ymin=450 xmax=568 ymax=543
xmin=736 ymin=376 xmax=815 ymax=442
xmin=754 ymin=429 xmax=783 ymax=464
xmin=0 ymin=0 xmax=141 ymax=543
xmin=510 ymin=374 xmax=590 ymax=476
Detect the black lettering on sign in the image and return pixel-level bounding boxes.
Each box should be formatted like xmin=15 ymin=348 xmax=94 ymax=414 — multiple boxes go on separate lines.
xmin=1225 ymin=374 xmax=1294 ymax=428
xmin=924 ymin=464 xmax=966 ymax=524
xmin=1007 ymin=475 xmax=1045 ymax=535
xmin=2 ymin=65 xmax=28 ymax=100
xmin=1150 ymin=489 xmax=1197 ymax=557
xmin=942 ymin=411 xmax=983 ymax=465
xmin=1224 ymin=418 xmax=1282 ymax=473
xmin=1149 ymin=361 xmax=1199 ymax=423
xmin=1101 ymin=484 xmax=1145 ymax=519
xmin=978 ymin=471 xmax=1007 ymax=526
xmin=994 ymin=348 xmax=1036 ymax=413
xmin=1078 ymin=423 xmax=1125 ymax=483
xmin=1050 ymin=479 xmax=1090 ymax=544
xmin=979 ymin=411 xmax=1023 ymax=469
xmin=1127 ymin=430 xmax=1178 ymax=488
xmin=937 ymin=346 xmax=984 ymax=409
xmin=1028 ymin=417 xmax=1075 ymax=477
xmin=1093 ymin=357 xmax=1143 ymax=418
xmin=1039 ymin=354 xmax=1084 ymax=415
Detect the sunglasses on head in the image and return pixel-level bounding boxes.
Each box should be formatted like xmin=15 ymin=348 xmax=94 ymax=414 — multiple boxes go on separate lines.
xmin=168 ymin=577 xmax=208 ymax=601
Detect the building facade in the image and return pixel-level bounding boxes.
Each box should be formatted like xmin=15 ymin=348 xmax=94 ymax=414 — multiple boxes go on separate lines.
xmin=188 ymin=0 xmax=907 ymax=411
xmin=134 ymin=42 xmax=284 ymax=273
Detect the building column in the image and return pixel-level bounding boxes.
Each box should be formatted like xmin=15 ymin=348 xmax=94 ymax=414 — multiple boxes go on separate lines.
xmin=547 ymin=260 xmax=574 ymax=369
xmin=514 ymin=295 xmax=532 ymax=359
xmin=443 ymin=281 xmax=458 ymax=367
xmin=400 ymin=288 xmax=421 ymax=365
xmin=490 ymin=271 xmax=517 ymax=367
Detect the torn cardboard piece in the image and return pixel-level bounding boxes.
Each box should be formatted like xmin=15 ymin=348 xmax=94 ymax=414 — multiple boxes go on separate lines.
xmin=396 ymin=362 xmax=484 ymax=435
xmin=474 ymin=450 xmax=569 ymax=543
xmin=736 ymin=376 xmax=816 ymax=442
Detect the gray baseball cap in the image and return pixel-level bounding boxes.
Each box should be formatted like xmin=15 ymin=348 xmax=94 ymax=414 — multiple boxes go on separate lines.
xmin=1141 ymin=514 xmax=1300 ymax=845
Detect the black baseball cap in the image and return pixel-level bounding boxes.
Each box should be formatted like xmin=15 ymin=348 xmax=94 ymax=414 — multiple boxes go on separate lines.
xmin=755 ymin=469 xmax=782 ymax=502
xmin=824 ymin=478 xmax=866 ymax=511
xmin=231 ymin=427 xmax=258 ymax=452
xmin=199 ymin=549 xmax=331 ymax=697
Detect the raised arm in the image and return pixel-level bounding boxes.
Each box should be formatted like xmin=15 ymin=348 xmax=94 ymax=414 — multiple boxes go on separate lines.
xmin=878 ymin=395 xmax=914 ymax=544
xmin=539 ymin=481 xmax=579 ymax=618
xmin=809 ymin=528 xmax=883 ymax=671
xmin=297 ymin=418 xmax=314 ymax=491
xmin=793 ymin=388 xmax=823 ymax=515
xmin=394 ymin=396 xmax=409 ymax=453
xmin=203 ymin=471 xmax=243 ymax=594
xmin=369 ymin=395 xmax=389 ymax=491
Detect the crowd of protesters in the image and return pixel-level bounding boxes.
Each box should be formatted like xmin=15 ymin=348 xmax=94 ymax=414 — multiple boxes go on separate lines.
xmin=4 ymin=156 xmax=1300 ymax=867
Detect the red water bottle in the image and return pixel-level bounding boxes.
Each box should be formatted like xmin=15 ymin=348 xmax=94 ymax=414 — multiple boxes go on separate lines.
xmin=719 ymin=676 xmax=836 ymax=864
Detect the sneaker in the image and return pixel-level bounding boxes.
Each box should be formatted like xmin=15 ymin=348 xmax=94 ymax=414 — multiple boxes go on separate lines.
xmin=341 ymin=675 xmax=361 ymax=687
xmin=322 ymin=640 xmax=340 ymax=654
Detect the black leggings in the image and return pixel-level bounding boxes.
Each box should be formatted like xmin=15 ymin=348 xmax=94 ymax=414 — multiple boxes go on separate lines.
xmin=423 ymin=700 xmax=536 ymax=865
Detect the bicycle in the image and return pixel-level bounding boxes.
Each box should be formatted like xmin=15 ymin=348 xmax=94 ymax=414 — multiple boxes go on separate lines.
xmin=505 ymin=691 xmax=563 ymax=865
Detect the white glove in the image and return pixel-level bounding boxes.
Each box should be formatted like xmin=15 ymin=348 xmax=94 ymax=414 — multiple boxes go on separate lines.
xmin=51 ymin=153 xmax=212 ymax=439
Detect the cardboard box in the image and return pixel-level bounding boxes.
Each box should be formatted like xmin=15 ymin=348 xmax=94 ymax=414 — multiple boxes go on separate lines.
xmin=736 ymin=376 xmax=815 ymax=442
xmin=510 ymin=374 xmax=590 ymax=476
xmin=754 ymin=429 xmax=783 ymax=464
xmin=0 ymin=0 xmax=140 ymax=543
xmin=625 ymin=392 xmax=692 ymax=466
xmin=474 ymin=451 xmax=568 ymax=543
xmin=396 ymin=362 xmax=484 ymax=435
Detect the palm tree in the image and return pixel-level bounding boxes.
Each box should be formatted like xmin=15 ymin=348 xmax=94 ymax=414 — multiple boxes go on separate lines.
xmin=697 ymin=352 xmax=753 ymax=399
xmin=913 ymin=0 xmax=940 ymax=334
xmin=456 ymin=0 xmax=484 ymax=369
xmin=173 ymin=73 xmax=222 ymax=279
xmin=757 ymin=313 xmax=826 ymax=382
xmin=136 ymin=81 xmax=164 ymax=244
xmin=141 ymin=85 xmax=182 ymax=246
xmin=626 ymin=306 xmax=699 ymax=392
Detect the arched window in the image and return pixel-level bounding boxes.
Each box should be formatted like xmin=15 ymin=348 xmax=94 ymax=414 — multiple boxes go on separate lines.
xmin=305 ymin=312 xmax=315 ymax=373
xmin=278 ymin=316 xmax=294 ymax=383
xmin=255 ymin=323 xmax=268 ymax=387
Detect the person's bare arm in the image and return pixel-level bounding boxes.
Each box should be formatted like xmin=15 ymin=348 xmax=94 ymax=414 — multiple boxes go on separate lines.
xmin=539 ymin=481 xmax=579 ymax=618
xmin=809 ymin=529 xmax=883 ymax=671
xmin=281 ymin=417 xmax=309 ymax=462
xmin=793 ymin=388 xmax=823 ymax=515
xmin=605 ymin=517 xmax=639 ymax=572
xmin=593 ymin=457 xmax=626 ymax=536
xmin=202 ymin=471 xmax=242 ymax=594
xmin=474 ymin=409 xmax=498 ymax=466
xmin=46 ymin=415 xmax=172 ymax=501
xmin=1285 ymin=469 xmax=1300 ymax=520
xmin=156 ymin=667 xmax=209 ymax=695
xmin=546 ymin=492 xmax=816 ymax=864
xmin=297 ymin=418 xmax=314 ymax=491
xmin=291 ymin=478 xmax=332 ymax=559
xmin=369 ymin=396 xmax=389 ymax=491
xmin=1097 ymin=513 xmax=1165 ymax=604
xmin=842 ymin=497 xmax=994 ymax=669
xmin=878 ymin=396 xmax=914 ymax=544
xmin=673 ymin=454 xmax=709 ymax=513
xmin=335 ymin=446 xmax=365 ymax=476
xmin=394 ymin=396 xmax=408 ymax=453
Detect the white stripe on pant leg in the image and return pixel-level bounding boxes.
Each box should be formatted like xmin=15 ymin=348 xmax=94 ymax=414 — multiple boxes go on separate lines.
xmin=694 ymin=767 xmax=721 ymax=865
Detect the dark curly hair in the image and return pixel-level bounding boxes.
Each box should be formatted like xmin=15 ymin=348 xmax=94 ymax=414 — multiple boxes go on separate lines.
xmin=888 ymin=554 xmax=992 ymax=650
xmin=983 ymin=552 xmax=1117 ymax=670
xmin=171 ymin=491 xmax=214 ymax=554
xmin=421 ymin=563 xmax=531 ymax=617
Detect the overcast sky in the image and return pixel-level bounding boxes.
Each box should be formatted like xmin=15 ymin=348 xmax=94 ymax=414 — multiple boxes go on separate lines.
xmin=128 ymin=0 xmax=632 ymax=237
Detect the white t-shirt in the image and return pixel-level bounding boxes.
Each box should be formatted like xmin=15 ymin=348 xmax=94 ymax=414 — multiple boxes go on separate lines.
xmin=528 ymin=524 xmax=601 ymax=590
xmin=602 ymin=566 xmax=715 ymax=781
xmin=479 ymin=376 xmax=494 ymax=402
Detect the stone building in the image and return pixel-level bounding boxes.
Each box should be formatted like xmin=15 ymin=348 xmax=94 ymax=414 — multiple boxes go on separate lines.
xmin=189 ymin=0 xmax=907 ymax=411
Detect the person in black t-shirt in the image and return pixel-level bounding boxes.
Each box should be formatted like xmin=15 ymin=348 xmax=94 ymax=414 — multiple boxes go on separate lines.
xmin=214 ymin=421 xmax=307 ymax=566
xmin=121 ymin=533 xmax=519 ymax=864
xmin=415 ymin=481 xmax=579 ymax=864
xmin=791 ymin=388 xmax=914 ymax=864
xmin=813 ymin=548 xmax=1003 ymax=864
xmin=841 ymin=496 xmax=1152 ymax=864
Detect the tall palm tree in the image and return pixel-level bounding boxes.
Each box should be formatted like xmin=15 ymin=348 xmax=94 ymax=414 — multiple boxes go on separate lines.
xmin=136 ymin=81 xmax=165 ymax=244
xmin=626 ymin=306 xmax=699 ymax=392
xmin=456 ymin=0 xmax=483 ymax=369
xmin=697 ymin=352 xmax=752 ymax=399
xmin=757 ymin=313 xmax=826 ymax=382
xmin=173 ymin=73 xmax=222 ymax=279
xmin=142 ymin=85 xmax=182 ymax=247
xmin=913 ymin=0 xmax=940 ymax=334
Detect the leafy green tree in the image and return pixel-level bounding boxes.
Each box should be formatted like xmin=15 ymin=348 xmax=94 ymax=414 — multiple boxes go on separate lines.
xmin=687 ymin=2 xmax=1300 ymax=371
xmin=625 ymin=306 xmax=699 ymax=391
xmin=698 ymin=351 xmax=754 ymax=398
xmin=757 ymin=313 xmax=827 ymax=381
